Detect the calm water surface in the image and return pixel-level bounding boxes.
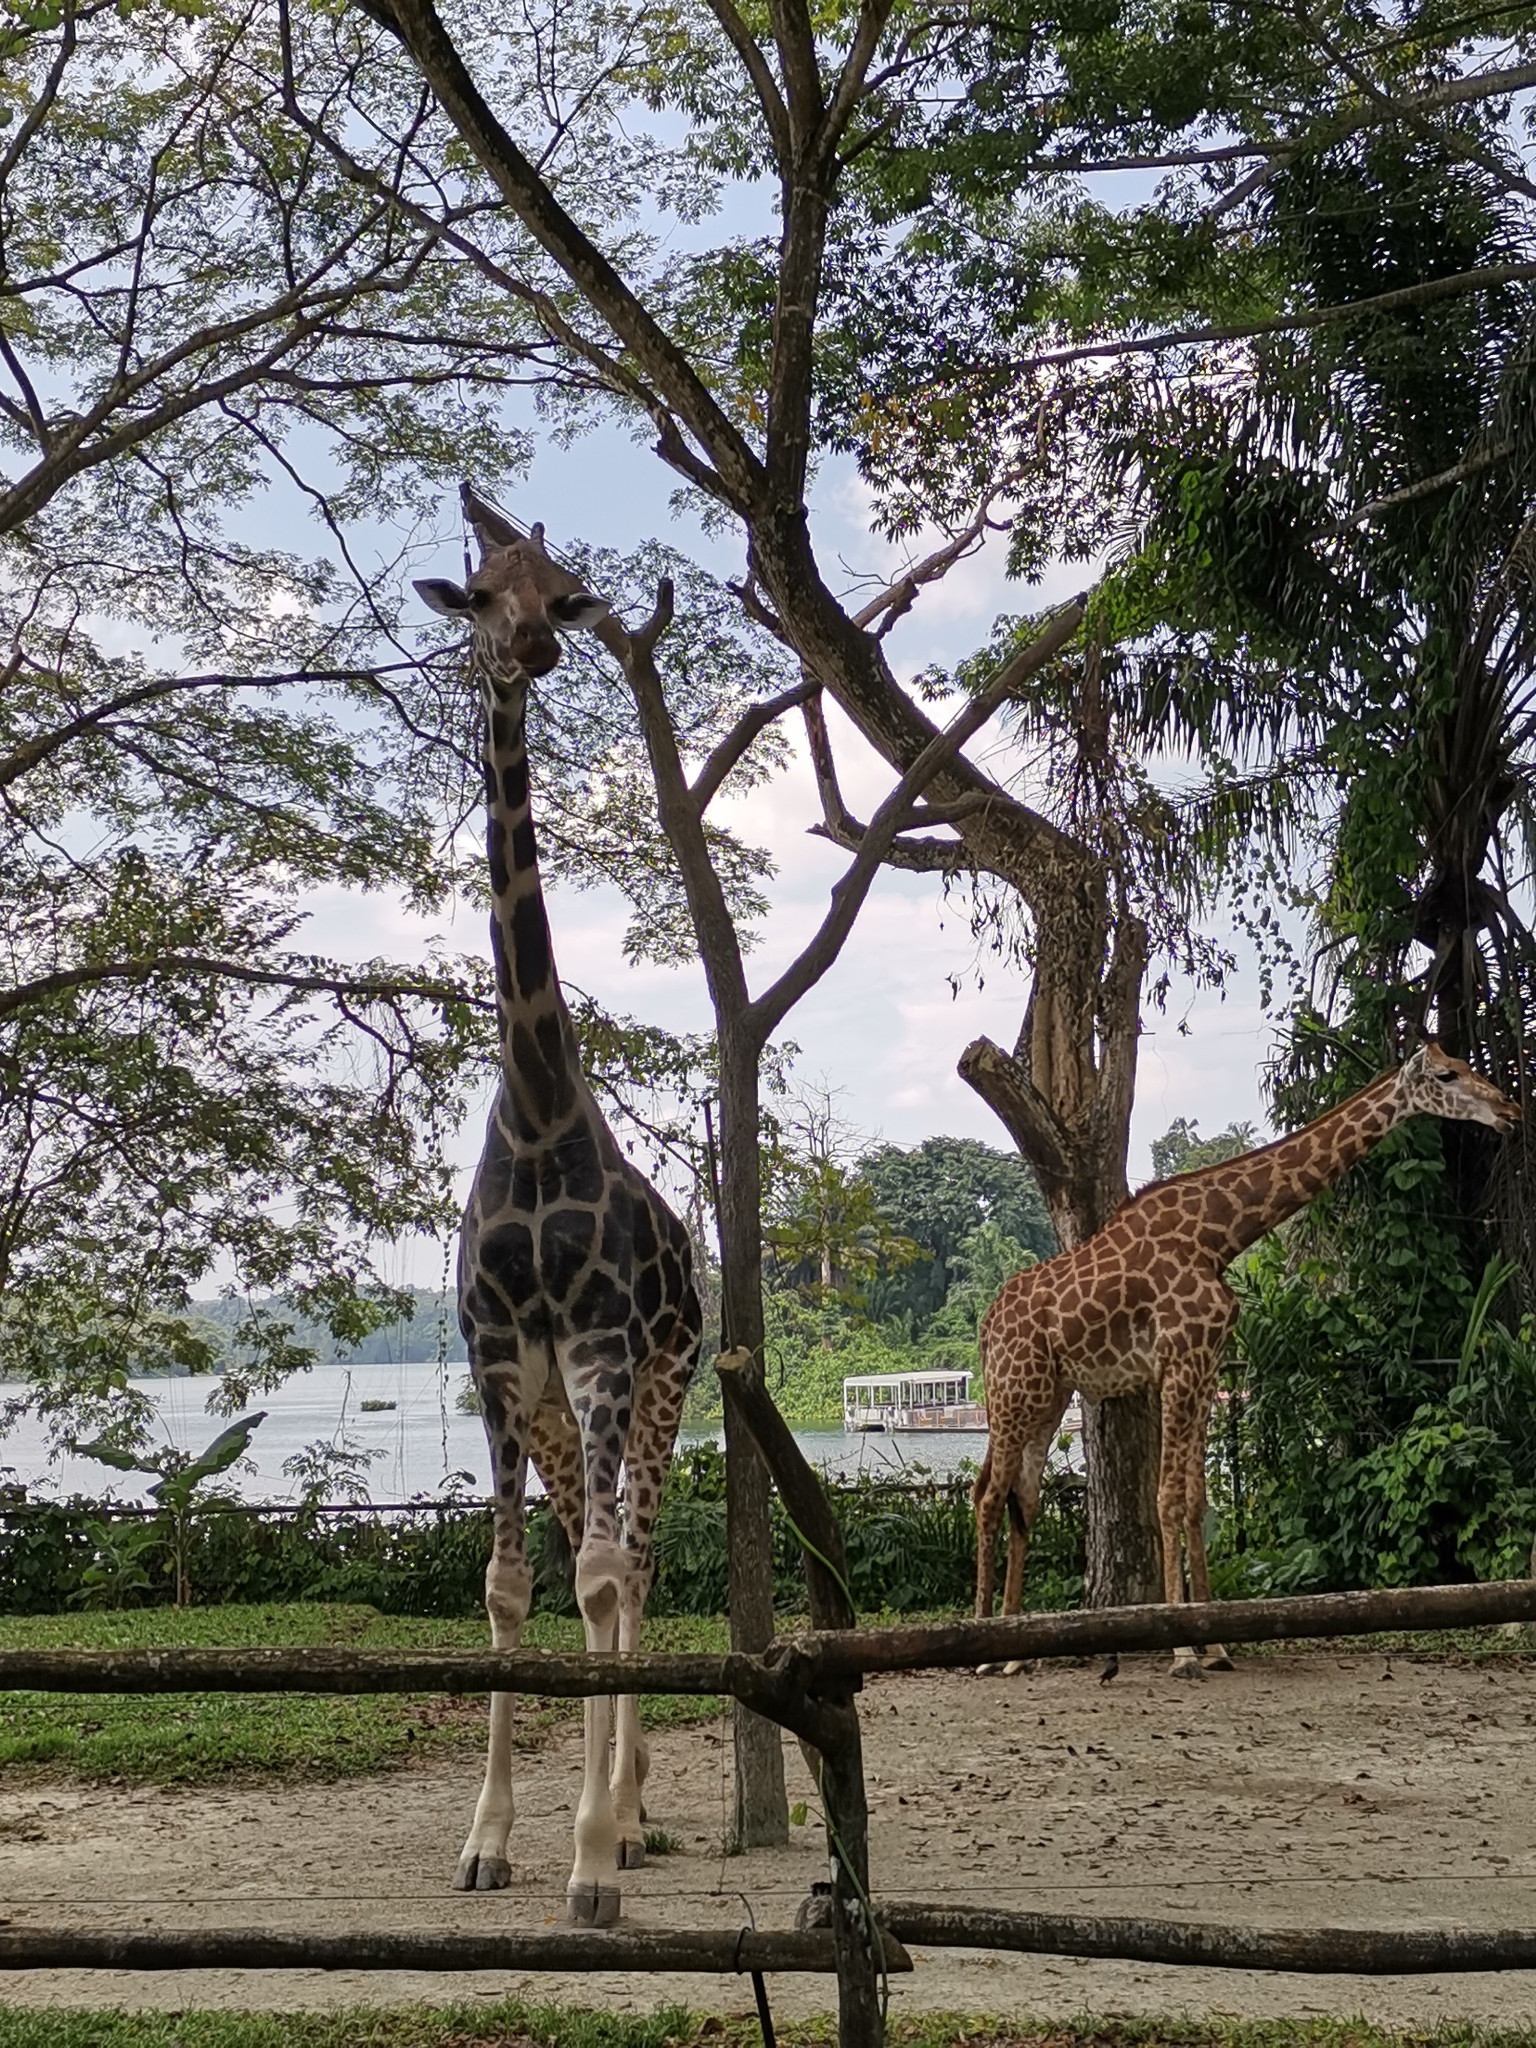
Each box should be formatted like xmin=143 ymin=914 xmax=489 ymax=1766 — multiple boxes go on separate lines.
xmin=0 ymin=1360 xmax=992 ymax=1505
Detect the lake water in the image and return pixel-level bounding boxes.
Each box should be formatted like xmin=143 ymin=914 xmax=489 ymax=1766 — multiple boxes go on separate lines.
xmin=0 ymin=1360 xmax=994 ymax=1506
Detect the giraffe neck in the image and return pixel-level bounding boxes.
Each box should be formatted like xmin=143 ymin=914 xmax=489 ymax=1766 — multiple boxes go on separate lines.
xmin=479 ymin=680 xmax=586 ymax=1145
xmin=1195 ymin=1071 xmax=1404 ymax=1262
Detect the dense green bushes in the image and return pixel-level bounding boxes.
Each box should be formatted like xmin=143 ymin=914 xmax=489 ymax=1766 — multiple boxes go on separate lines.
xmin=1209 ymin=1117 xmax=1536 ymax=1597
xmin=0 ymin=1446 xmax=1087 ymax=1620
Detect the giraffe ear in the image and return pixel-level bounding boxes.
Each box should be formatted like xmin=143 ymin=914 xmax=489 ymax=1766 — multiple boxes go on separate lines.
xmin=415 ymin=577 xmax=472 ymax=616
xmin=548 ymin=591 xmax=611 ymax=632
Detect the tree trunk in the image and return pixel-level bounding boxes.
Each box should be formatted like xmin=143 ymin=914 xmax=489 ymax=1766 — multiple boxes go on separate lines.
xmin=717 ymin=1020 xmax=788 ymax=1848
xmin=1081 ymin=1391 xmax=1163 ymax=1604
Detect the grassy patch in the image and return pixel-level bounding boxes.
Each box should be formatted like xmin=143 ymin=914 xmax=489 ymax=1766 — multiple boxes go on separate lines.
xmin=0 ymin=1606 xmax=730 ymax=1787
xmin=0 ymin=2009 xmax=1535 ymax=2048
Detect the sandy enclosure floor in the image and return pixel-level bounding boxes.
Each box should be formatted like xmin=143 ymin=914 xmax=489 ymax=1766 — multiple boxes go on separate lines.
xmin=2 ymin=1646 xmax=1535 ymax=2024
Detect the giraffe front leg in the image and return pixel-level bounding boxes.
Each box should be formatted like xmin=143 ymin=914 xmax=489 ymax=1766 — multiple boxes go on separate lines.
xmin=610 ymin=1567 xmax=650 ymax=1869
xmin=455 ymin=1541 xmax=532 ymax=1891
xmin=568 ymin=1534 xmax=624 ymax=1925
xmin=973 ymin=1467 xmax=1007 ymax=1674
xmin=609 ymin=1347 xmax=691 ymax=1869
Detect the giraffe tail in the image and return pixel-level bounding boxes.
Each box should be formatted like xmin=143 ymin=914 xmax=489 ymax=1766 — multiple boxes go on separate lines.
xmin=971 ymin=1448 xmax=992 ymax=1513
xmin=971 ymin=1447 xmax=1026 ymax=1533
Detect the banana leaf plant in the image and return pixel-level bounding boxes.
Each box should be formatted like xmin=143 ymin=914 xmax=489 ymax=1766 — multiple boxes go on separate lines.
xmin=76 ymin=1413 xmax=267 ymax=1606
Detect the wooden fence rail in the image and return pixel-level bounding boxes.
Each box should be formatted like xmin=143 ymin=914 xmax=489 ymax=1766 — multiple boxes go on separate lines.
xmin=881 ymin=1904 xmax=1536 ymax=1976
xmin=3 ymin=1578 xmax=1533 ymax=1712
xmin=0 ymin=1927 xmax=912 ymax=1977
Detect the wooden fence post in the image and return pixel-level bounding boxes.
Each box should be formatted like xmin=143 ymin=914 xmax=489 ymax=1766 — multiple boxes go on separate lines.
xmin=716 ymin=1350 xmax=884 ymax=2048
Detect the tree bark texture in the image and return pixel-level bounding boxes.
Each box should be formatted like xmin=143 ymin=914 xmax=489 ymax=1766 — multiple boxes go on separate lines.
xmin=717 ymin=1022 xmax=788 ymax=1849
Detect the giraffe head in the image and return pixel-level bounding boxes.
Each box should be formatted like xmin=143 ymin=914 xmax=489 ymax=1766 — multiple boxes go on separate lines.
xmin=1394 ymin=1041 xmax=1521 ymax=1131
xmin=414 ymin=520 xmax=609 ymax=697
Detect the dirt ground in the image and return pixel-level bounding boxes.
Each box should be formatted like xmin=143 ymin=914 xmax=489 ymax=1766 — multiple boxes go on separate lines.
xmin=2 ymin=1645 xmax=1535 ymax=2025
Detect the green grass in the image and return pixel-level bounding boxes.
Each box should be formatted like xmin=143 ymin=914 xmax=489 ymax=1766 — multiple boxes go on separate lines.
xmin=0 ymin=2008 xmax=1534 ymax=2048
xmin=2 ymin=1600 xmax=1526 ymax=1789
xmin=0 ymin=1605 xmax=730 ymax=1786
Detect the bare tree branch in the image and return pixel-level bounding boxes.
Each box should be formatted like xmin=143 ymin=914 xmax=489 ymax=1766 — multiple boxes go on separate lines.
xmin=748 ymin=595 xmax=1086 ymax=1035
xmin=955 ymin=1034 xmax=1075 ymax=1185
xmin=690 ymin=679 xmax=821 ymax=814
xmin=0 ymin=955 xmax=488 ymax=1026
xmin=1327 ymin=439 xmax=1517 ymax=532
xmin=848 ymin=496 xmax=1003 ymax=636
xmin=0 ymin=663 xmax=429 ymax=793
xmin=801 ymin=692 xmax=985 ymax=869
xmin=998 ymin=262 xmax=1536 ymax=376
xmin=699 ymin=0 xmax=790 ymax=164
xmin=361 ymin=0 xmax=767 ymax=512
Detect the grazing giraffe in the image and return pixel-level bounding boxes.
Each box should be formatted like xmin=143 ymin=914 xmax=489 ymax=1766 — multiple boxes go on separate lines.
xmin=416 ymin=505 xmax=702 ymax=1926
xmin=974 ymin=1043 xmax=1519 ymax=1676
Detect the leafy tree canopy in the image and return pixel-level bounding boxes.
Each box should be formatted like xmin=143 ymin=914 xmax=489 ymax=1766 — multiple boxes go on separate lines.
xmin=1149 ymin=1118 xmax=1261 ymax=1180
xmin=856 ymin=1135 xmax=1054 ymax=1328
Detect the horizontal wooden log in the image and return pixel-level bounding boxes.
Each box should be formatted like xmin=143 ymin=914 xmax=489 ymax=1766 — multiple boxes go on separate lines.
xmin=780 ymin=1578 xmax=1536 ymax=1680
xmin=1 ymin=1581 xmax=1531 ymax=1709
xmin=0 ymin=1926 xmax=912 ymax=1976
xmin=882 ymin=1902 xmax=1536 ymax=1975
xmin=0 ymin=1644 xmax=740 ymax=1697
xmin=0 ymin=1643 xmax=835 ymax=1746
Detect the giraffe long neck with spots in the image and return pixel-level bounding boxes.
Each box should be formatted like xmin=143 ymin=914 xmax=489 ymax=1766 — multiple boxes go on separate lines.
xmin=477 ymin=676 xmax=586 ymax=1145
xmin=1192 ymin=1071 xmax=1403 ymax=1265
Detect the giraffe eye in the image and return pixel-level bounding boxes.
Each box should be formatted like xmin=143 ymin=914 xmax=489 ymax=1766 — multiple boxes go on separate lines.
xmin=468 ymin=588 xmax=492 ymax=611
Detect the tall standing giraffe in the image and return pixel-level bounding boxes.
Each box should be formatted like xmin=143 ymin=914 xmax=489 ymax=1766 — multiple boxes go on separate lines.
xmin=416 ymin=512 xmax=702 ymax=1926
xmin=974 ymin=1044 xmax=1519 ymax=1675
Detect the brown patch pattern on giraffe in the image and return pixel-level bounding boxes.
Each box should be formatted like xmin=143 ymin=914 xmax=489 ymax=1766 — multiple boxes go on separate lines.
xmin=974 ymin=1044 xmax=1519 ymax=1675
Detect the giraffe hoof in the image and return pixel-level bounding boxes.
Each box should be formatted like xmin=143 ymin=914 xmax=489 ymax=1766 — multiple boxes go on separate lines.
xmin=1170 ymin=1658 xmax=1206 ymax=1682
xmin=1001 ymin=1659 xmax=1035 ymax=1678
xmin=453 ymin=1852 xmax=511 ymax=1892
xmin=567 ymin=1881 xmax=622 ymax=1927
xmin=975 ymin=1663 xmax=1000 ymax=1678
xmin=616 ymin=1836 xmax=647 ymax=1870
xmin=1202 ymin=1648 xmax=1235 ymax=1672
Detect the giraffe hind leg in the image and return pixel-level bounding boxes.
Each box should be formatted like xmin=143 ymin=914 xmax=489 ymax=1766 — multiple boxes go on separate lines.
xmin=1000 ymin=1409 xmax=1066 ymax=1676
xmin=562 ymin=1337 xmax=634 ymax=1926
xmin=609 ymin=1312 xmax=698 ymax=1869
xmin=1181 ymin=1418 xmax=1233 ymax=1670
xmin=1158 ymin=1361 xmax=1214 ymax=1680
xmin=455 ymin=1360 xmax=538 ymax=1894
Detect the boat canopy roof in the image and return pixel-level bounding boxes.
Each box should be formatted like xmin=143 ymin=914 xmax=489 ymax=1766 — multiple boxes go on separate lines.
xmin=842 ymin=1371 xmax=971 ymax=1393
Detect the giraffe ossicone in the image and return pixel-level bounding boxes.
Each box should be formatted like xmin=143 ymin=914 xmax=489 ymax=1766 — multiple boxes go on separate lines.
xmin=415 ymin=497 xmax=702 ymax=1924
xmin=973 ymin=1043 xmax=1520 ymax=1677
